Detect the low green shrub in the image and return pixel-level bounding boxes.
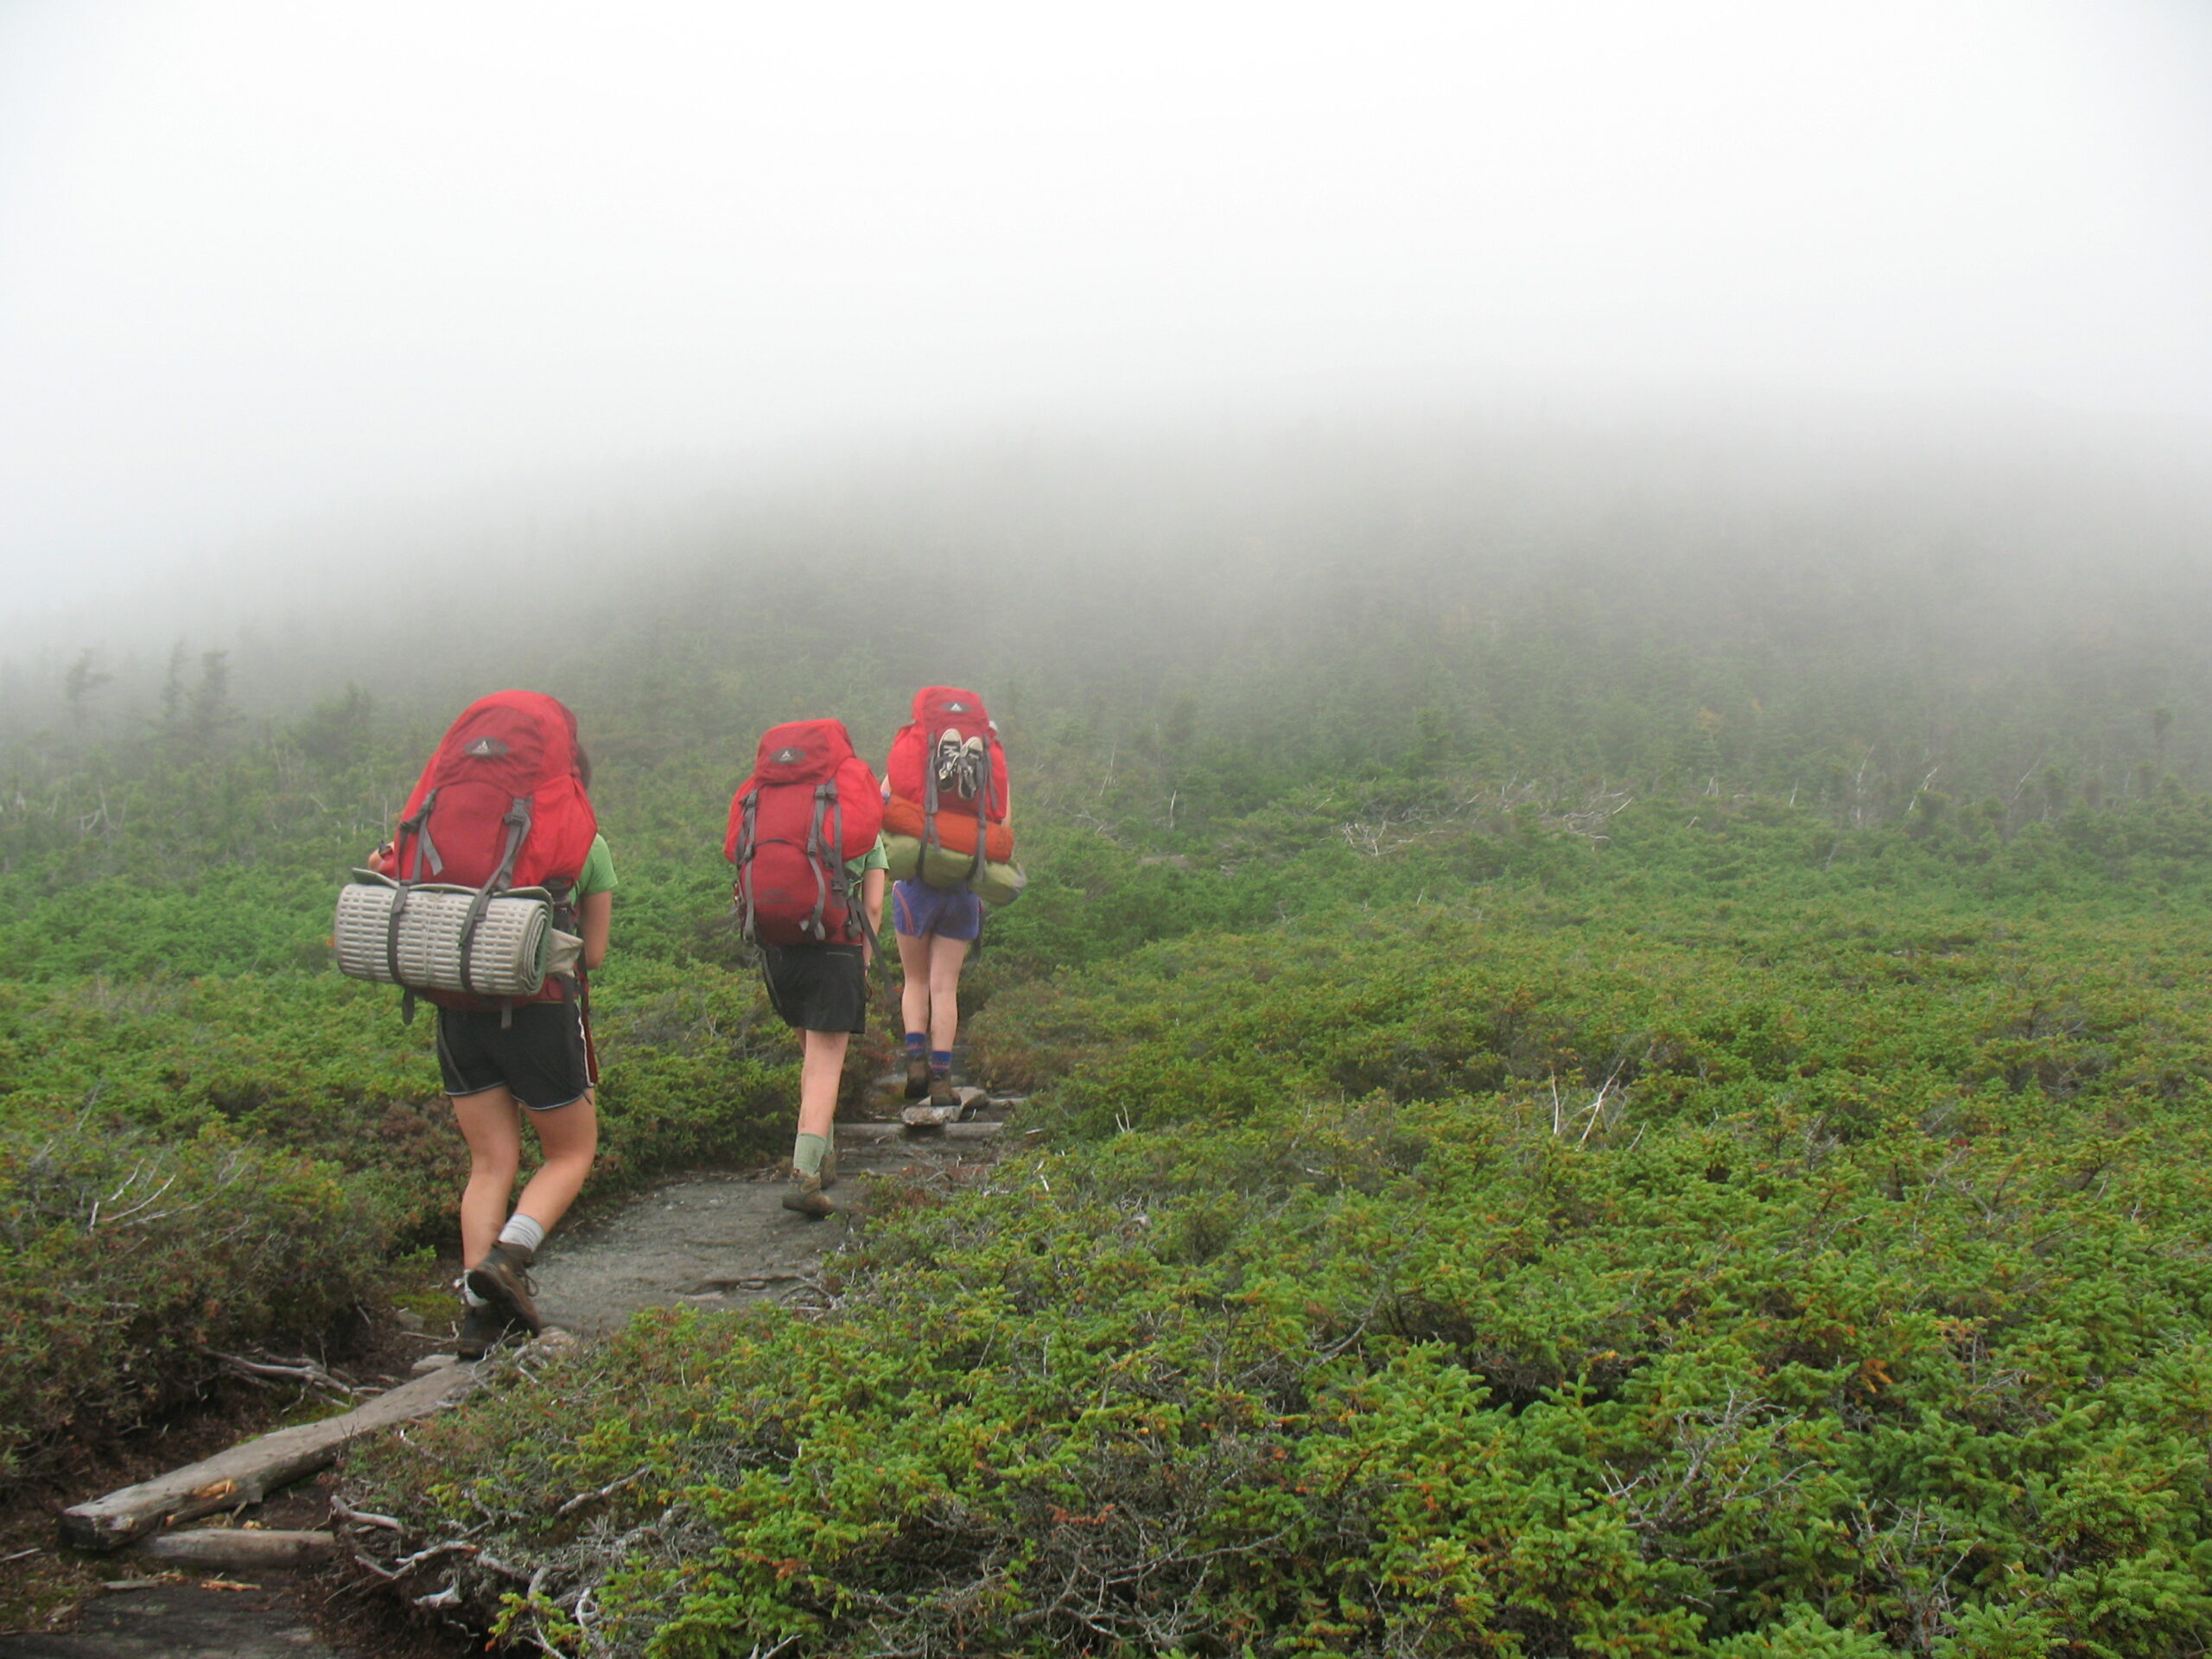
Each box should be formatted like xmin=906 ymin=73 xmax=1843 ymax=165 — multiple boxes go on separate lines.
xmin=341 ymin=853 xmax=2212 ymax=1653
xmin=344 ymin=1077 xmax=2212 ymax=1655
xmin=0 ymin=959 xmax=807 ymax=1237
xmin=0 ymin=1114 xmax=382 ymax=1482
xmin=0 ymin=957 xmax=811 ymax=1485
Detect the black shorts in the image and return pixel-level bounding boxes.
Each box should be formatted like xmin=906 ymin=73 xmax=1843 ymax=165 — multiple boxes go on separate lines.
xmin=760 ymin=944 xmax=868 ymax=1035
xmin=435 ymin=1001 xmax=592 ymax=1111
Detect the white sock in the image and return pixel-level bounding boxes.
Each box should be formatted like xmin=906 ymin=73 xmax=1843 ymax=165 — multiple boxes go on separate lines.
xmin=460 ymin=1280 xmax=488 ymax=1308
xmin=499 ymin=1213 xmax=546 ymax=1254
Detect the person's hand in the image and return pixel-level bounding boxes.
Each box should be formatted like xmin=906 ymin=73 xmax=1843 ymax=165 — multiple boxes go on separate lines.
xmin=366 ymin=841 xmax=395 ymax=875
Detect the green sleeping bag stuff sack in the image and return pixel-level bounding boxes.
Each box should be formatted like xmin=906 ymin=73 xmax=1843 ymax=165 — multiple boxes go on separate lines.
xmin=971 ymin=860 xmax=1027 ymax=907
xmin=882 ymin=835 xmax=1025 ymax=906
xmin=883 ymin=834 xmax=921 ymax=881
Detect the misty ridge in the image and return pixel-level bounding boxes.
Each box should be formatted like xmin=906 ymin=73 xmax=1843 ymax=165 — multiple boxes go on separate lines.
xmin=5 ymin=407 xmax=2211 ymax=828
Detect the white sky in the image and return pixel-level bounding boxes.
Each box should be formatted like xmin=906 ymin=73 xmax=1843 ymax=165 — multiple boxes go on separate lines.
xmin=3 ymin=0 xmax=2209 ymax=615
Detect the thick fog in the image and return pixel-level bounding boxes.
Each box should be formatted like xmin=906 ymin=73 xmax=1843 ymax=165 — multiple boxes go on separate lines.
xmin=3 ymin=0 xmax=2210 ymax=642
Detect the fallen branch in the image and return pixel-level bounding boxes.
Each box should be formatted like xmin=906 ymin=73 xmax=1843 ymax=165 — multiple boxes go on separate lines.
xmin=330 ymin=1497 xmax=404 ymax=1533
xmin=385 ymin=1540 xmax=480 ymax=1577
xmin=554 ymin=1465 xmax=652 ymax=1520
xmin=213 ymin=1351 xmax=365 ymax=1398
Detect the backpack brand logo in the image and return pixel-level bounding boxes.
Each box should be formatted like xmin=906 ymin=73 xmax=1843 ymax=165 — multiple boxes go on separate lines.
xmin=773 ymin=747 xmax=804 ymax=765
xmin=464 ymin=737 xmax=510 ymax=758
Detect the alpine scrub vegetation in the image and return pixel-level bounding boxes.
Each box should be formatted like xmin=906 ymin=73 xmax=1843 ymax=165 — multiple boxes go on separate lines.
xmin=10 ymin=480 xmax=2212 ymax=1645
xmin=0 ymin=1113 xmax=380 ymax=1483
xmin=340 ymin=808 xmax=2212 ymax=1655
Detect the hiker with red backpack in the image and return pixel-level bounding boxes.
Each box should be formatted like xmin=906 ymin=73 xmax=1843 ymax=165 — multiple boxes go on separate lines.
xmin=359 ymin=690 xmax=613 ymax=1359
xmin=881 ymin=687 xmax=1014 ymax=1110
xmin=725 ymin=718 xmax=887 ymax=1217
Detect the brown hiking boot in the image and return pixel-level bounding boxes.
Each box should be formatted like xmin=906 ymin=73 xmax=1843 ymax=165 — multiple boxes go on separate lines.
xmin=781 ymin=1168 xmax=833 ymax=1217
xmin=927 ymin=1073 xmax=957 ymax=1111
xmin=465 ymin=1243 xmax=543 ymax=1335
xmin=456 ymin=1301 xmax=528 ymax=1362
xmin=903 ymin=1055 xmax=931 ymax=1100
xmin=820 ymin=1131 xmax=839 ymax=1191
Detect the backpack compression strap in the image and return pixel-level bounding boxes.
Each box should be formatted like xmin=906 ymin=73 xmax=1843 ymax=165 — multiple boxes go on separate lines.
xmin=735 ymin=792 xmax=760 ymax=941
xmin=456 ymin=796 xmax=532 ymax=1009
xmin=803 ymin=784 xmax=835 ymax=942
xmin=384 ymin=786 xmax=443 ymax=1022
xmin=921 ymin=736 xmax=940 ymax=859
xmin=541 ymin=872 xmax=594 ymax=1067
xmin=396 ymin=790 xmax=445 ymax=880
xmin=837 ymin=785 xmax=880 ymax=962
xmin=969 ymin=746 xmax=992 ymax=887
xmin=818 ymin=785 xmax=877 ymax=955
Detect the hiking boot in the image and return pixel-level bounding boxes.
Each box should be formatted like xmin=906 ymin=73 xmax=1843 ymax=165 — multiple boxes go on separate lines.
xmin=927 ymin=1073 xmax=957 ymax=1112
xmin=465 ymin=1243 xmax=543 ymax=1336
xmin=903 ymin=1055 xmax=931 ymax=1100
xmin=820 ymin=1132 xmax=839 ymax=1191
xmin=781 ymin=1168 xmax=833 ymax=1218
xmin=455 ymin=1302 xmax=527 ymax=1362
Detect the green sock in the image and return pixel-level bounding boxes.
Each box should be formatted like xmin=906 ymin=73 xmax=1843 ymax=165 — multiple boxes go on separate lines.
xmin=792 ymin=1132 xmax=828 ymax=1177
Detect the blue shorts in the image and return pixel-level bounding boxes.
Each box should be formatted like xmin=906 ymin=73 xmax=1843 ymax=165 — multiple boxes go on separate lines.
xmin=893 ymin=880 xmax=982 ymax=943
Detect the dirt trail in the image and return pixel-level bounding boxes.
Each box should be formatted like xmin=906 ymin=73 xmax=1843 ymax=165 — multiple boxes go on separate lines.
xmin=532 ymin=1109 xmax=1008 ymax=1334
xmin=3 ymin=1084 xmax=1018 ymax=1658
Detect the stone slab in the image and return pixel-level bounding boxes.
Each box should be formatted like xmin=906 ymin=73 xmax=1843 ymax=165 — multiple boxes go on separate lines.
xmin=0 ymin=1582 xmax=340 ymax=1658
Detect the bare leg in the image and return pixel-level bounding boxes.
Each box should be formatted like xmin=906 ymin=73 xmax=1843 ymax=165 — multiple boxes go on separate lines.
xmin=453 ymin=1087 xmax=597 ymax=1263
xmin=450 ymin=1088 xmax=523 ymax=1268
xmin=925 ymin=933 xmax=969 ymax=1053
xmin=896 ymin=927 xmax=932 ymax=1037
xmin=798 ymin=1028 xmax=849 ymax=1141
xmin=512 ymin=1092 xmax=597 ymax=1234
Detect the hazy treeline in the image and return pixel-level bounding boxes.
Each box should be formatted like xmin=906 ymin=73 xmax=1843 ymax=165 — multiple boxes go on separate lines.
xmin=5 ymin=416 xmax=2209 ymax=837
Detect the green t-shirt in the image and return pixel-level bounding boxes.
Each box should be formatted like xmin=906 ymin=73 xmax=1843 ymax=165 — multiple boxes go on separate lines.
xmin=575 ymin=833 xmax=617 ymax=899
xmin=843 ymin=836 xmax=887 ymax=938
xmin=846 ymin=836 xmax=887 ymax=880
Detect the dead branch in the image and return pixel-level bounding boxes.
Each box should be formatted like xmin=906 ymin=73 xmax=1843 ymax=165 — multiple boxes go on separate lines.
xmin=553 ymin=1465 xmax=652 ymax=1520
xmin=330 ymin=1497 xmax=404 ymax=1533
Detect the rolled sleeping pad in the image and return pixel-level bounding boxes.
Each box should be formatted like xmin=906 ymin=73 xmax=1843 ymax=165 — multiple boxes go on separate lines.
xmin=333 ymin=877 xmax=553 ymax=997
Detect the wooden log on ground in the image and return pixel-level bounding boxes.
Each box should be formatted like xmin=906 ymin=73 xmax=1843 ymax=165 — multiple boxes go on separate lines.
xmin=61 ymin=1360 xmax=484 ymax=1551
xmin=840 ymin=1118 xmax=1011 ymax=1142
xmin=136 ymin=1528 xmax=338 ymax=1567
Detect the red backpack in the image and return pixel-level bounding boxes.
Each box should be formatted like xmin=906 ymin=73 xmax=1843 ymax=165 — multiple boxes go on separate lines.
xmin=883 ymin=687 xmax=1012 ymax=869
xmin=726 ymin=719 xmax=884 ymax=945
xmin=388 ymin=690 xmax=599 ymax=1011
